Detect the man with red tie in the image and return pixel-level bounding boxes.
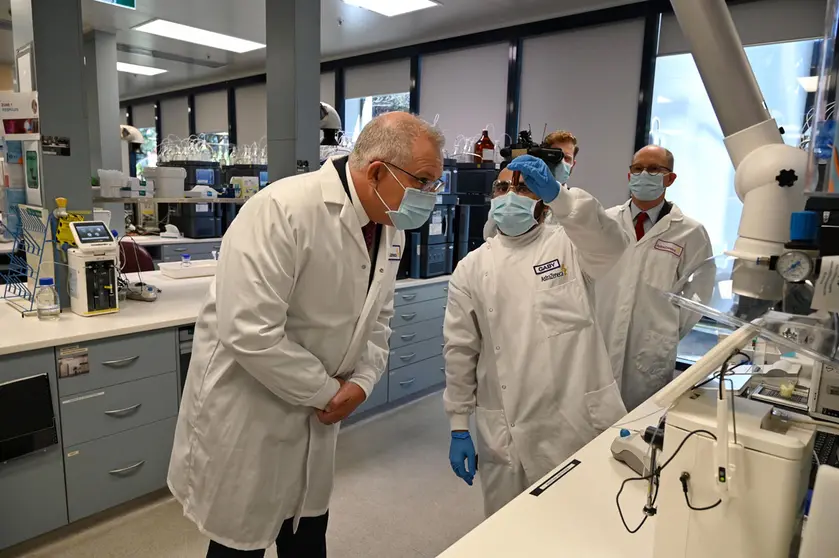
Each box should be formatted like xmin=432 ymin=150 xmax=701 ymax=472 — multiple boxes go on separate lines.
xmin=595 ymin=145 xmax=715 ymax=411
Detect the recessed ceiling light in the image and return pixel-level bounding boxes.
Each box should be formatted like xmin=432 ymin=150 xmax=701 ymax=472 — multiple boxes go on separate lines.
xmin=342 ymin=0 xmax=439 ymax=17
xmin=133 ymin=19 xmax=265 ymax=53
xmin=798 ymin=76 xmax=818 ymax=93
xmin=116 ymin=62 xmax=167 ymax=76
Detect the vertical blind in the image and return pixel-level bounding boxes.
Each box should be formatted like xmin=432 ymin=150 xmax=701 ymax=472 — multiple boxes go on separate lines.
xmin=195 ymin=90 xmax=229 ymax=135
xmin=321 ymin=72 xmax=335 ymax=107
xmin=519 ymin=19 xmax=646 ymax=208
xmin=345 ymin=59 xmax=411 ymax=99
xmin=132 ymin=103 xmax=155 ymax=130
xmin=160 ymin=97 xmax=189 ymax=140
xmin=235 ymin=84 xmax=267 ymax=146
xmin=420 ymin=43 xmax=509 ymax=153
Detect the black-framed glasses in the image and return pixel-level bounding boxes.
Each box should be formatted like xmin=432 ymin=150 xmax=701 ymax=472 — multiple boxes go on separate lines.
xmin=629 ymin=164 xmax=672 ymax=176
xmin=492 ymin=180 xmax=532 ymax=197
xmin=382 ymin=162 xmax=445 ymax=193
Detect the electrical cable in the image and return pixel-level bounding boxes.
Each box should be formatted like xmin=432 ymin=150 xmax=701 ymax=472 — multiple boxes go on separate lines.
xmin=616 ymin=472 xmax=658 ymax=534
xmin=679 ymin=472 xmax=722 ymax=511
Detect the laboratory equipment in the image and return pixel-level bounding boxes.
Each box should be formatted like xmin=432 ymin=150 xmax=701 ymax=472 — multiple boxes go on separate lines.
xmin=320 ymin=102 xmax=343 ymax=147
xmin=34 ymin=277 xmax=59 ymax=320
xmin=448 ymin=159 xmax=495 ymax=264
xmin=162 ymin=202 xmax=219 ymax=239
xmin=181 ymin=253 xmax=191 ymax=267
xmin=808 ymin=361 xmax=839 ymax=422
xmin=159 ymin=259 xmax=217 ymax=280
xmin=67 ymin=221 xmax=119 ymax=317
xmin=143 ymin=166 xmax=186 ymax=198
xmin=0 ymin=373 xmax=57 ymax=463
xmin=610 ymin=429 xmax=652 ymax=476
xmin=160 ymin=223 xmax=181 ymax=239
xmin=399 ymin=193 xmax=456 ymax=279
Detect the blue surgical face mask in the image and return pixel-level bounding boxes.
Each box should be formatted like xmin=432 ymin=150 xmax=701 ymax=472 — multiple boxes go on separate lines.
xmin=374 ymin=165 xmax=438 ymax=230
xmin=629 ymin=171 xmax=666 ymax=201
xmin=553 ymin=161 xmax=573 ymax=185
xmin=490 ymin=192 xmax=539 ymax=237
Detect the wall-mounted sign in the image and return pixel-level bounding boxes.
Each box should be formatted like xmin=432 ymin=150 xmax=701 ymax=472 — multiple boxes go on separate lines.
xmin=94 ymin=0 xmax=136 ymax=9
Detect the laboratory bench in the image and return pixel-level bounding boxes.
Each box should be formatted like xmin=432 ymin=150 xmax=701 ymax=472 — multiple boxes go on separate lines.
xmin=0 ymin=272 xmax=450 ymax=551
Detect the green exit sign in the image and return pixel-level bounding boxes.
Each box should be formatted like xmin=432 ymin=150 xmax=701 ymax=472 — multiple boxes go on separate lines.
xmin=94 ymin=0 xmax=136 ymax=9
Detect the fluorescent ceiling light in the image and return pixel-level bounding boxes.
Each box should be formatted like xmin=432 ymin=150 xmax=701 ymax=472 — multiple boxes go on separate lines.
xmin=117 ymin=62 xmax=167 ymax=76
xmin=133 ymin=19 xmax=265 ymax=53
xmin=798 ymin=76 xmax=818 ymax=93
xmin=342 ymin=0 xmax=439 ymax=17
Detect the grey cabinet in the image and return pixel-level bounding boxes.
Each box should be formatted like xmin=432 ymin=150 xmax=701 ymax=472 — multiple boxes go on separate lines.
xmin=355 ymin=373 xmax=388 ymax=416
xmin=60 ymin=372 xmax=179 ymax=447
xmin=390 ymin=317 xmax=444 ymax=350
xmin=391 ymin=298 xmax=447 ymax=329
xmin=389 ymin=356 xmax=445 ymax=403
xmin=0 ymin=350 xmax=68 ymax=550
xmin=389 ymin=337 xmax=445 ymax=370
xmin=393 ymin=282 xmax=449 ymax=307
xmin=56 ymin=329 xmax=177 ymax=397
xmin=64 ymin=417 xmax=177 ymax=522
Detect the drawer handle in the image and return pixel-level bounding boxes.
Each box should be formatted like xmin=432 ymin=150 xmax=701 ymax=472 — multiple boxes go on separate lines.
xmin=104 ymin=403 xmax=142 ymax=417
xmin=213 ymin=245 xmax=221 ymax=250
xmin=399 ymin=353 xmax=416 ymax=362
xmin=440 ymin=367 xmax=445 ymax=373
xmin=400 ymin=333 xmax=417 ymax=342
xmin=401 ymin=294 xmax=417 ymax=301
xmin=109 ymin=460 xmax=146 ymax=476
xmin=399 ymin=378 xmax=416 ymax=387
xmin=443 ymin=287 xmax=449 ymax=292
xmin=400 ymin=313 xmax=417 ymax=321
xmin=173 ymin=247 xmax=187 ymax=252
xmin=102 ymin=356 xmax=140 ymax=368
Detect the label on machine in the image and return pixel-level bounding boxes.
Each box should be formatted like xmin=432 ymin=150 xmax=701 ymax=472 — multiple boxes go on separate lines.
xmin=813 ymin=256 xmax=839 ymax=312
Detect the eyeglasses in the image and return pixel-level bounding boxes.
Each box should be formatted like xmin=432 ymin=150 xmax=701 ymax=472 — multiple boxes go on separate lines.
xmin=382 ymin=162 xmax=445 ymax=193
xmin=629 ymin=164 xmax=672 ymax=176
xmin=492 ymin=179 xmax=533 ymax=197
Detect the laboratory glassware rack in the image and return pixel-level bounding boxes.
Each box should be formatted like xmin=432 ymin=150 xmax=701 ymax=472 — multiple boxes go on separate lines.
xmin=1 ymin=204 xmax=56 ymax=315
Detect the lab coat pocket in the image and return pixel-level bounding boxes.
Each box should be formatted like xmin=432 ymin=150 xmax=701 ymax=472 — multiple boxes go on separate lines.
xmin=534 ymin=280 xmax=593 ymax=339
xmin=474 ymin=408 xmax=513 ymax=466
xmin=583 ymin=381 xmax=627 ymax=431
xmin=635 ymin=329 xmax=678 ymax=376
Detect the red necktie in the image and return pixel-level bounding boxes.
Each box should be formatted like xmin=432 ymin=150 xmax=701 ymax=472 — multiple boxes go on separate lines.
xmin=635 ymin=212 xmax=648 ymax=241
xmin=362 ymin=222 xmax=376 ymax=252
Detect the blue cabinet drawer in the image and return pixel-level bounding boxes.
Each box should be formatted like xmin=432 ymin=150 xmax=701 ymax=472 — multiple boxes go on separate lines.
xmin=390 ymin=299 xmax=447 ymax=329
xmin=394 ymin=281 xmax=449 ymax=307
xmin=354 ymin=374 xmax=389 ymax=416
xmin=57 ymin=329 xmax=177 ymax=397
xmin=388 ymin=356 xmax=445 ymax=404
xmin=64 ymin=417 xmax=176 ymax=522
xmin=389 ymin=337 xmax=444 ymax=371
xmin=60 ymin=372 xmax=178 ymax=447
xmin=390 ymin=317 xmax=444 ymax=350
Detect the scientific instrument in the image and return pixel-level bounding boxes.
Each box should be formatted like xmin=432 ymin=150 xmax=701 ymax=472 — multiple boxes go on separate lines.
xmin=67 ymin=221 xmax=119 ymax=317
xmin=610 ymin=429 xmax=652 ymax=477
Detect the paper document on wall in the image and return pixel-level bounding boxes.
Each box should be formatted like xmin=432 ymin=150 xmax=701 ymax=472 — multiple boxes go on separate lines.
xmin=813 ymin=256 xmax=839 ymax=312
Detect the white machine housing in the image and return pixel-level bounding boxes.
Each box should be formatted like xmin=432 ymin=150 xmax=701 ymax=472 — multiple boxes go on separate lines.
xmin=67 ymin=221 xmax=119 ymax=317
xmin=653 ymin=389 xmax=815 ymax=558
xmin=808 ymin=361 xmax=839 ymax=422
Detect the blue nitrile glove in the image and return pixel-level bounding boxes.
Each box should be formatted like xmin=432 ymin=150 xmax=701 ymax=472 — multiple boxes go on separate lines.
xmin=449 ymin=431 xmax=477 ymax=486
xmin=507 ymin=154 xmax=561 ymax=203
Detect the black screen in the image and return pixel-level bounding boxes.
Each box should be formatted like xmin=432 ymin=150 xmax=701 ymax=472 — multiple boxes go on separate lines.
xmin=74 ymin=222 xmax=113 ymax=244
xmin=0 ymin=374 xmax=57 ymax=462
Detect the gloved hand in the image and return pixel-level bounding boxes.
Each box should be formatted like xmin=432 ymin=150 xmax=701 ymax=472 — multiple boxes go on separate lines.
xmin=507 ymin=155 xmax=561 ymax=202
xmin=449 ymin=431 xmax=477 ymax=486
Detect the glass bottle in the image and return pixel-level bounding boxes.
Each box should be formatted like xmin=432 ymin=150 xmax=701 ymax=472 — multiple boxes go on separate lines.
xmin=474 ymin=130 xmax=495 ymax=164
xmin=35 ymin=277 xmax=60 ymax=321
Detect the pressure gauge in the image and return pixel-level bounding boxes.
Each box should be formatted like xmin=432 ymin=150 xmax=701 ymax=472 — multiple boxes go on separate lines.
xmin=776 ymin=251 xmax=814 ymax=282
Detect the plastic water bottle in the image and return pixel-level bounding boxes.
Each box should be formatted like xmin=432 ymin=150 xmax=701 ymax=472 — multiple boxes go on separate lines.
xmin=35 ymin=278 xmax=60 ymax=321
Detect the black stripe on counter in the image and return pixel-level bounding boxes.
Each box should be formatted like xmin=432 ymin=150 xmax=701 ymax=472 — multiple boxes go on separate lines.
xmin=530 ymin=459 xmax=581 ymax=497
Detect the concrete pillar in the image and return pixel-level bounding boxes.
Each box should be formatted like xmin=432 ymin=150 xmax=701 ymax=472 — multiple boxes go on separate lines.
xmin=11 ymin=0 xmax=93 ymax=214
xmin=265 ymin=0 xmax=321 ymax=180
xmin=84 ymin=31 xmax=125 ymax=235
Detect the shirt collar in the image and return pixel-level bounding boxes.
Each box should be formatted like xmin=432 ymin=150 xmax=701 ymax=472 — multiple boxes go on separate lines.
xmin=630 ymin=199 xmax=665 ymax=223
xmin=345 ymin=160 xmax=371 ymax=227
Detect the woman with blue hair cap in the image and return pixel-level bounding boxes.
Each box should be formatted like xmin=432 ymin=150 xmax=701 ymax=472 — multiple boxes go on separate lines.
xmin=443 ymin=155 xmax=629 ymax=517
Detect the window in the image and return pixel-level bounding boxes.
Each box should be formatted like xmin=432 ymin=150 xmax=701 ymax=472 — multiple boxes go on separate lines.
xmin=136 ymin=127 xmax=158 ymax=179
xmin=199 ymin=132 xmax=230 ymax=164
xmin=650 ymin=39 xmax=819 ymax=362
xmin=344 ymin=93 xmax=410 ymax=142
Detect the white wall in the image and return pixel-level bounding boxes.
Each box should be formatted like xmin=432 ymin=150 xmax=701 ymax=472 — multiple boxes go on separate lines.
xmin=345 ymin=59 xmax=411 ymax=98
xmin=519 ymin=19 xmax=645 ymax=208
xmin=321 ymin=72 xmax=335 ymax=107
xmin=236 ymin=84 xmax=267 ymax=146
xmin=160 ymin=97 xmax=189 ymax=140
xmin=659 ymin=0 xmax=826 ymax=55
xmin=420 ymin=43 xmax=509 ymax=153
xmin=195 ymin=90 xmax=228 ymax=135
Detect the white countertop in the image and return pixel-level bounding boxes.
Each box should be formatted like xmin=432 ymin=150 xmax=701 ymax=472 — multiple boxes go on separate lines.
xmin=0 ymin=241 xmax=14 ymax=255
xmin=124 ymin=236 xmax=222 ymax=247
xmin=0 ymin=273 xmax=450 ymax=357
xmin=438 ymin=400 xmax=666 ymax=558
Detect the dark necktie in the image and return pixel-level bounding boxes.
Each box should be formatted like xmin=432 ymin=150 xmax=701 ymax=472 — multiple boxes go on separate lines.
xmin=635 ymin=212 xmax=648 ymax=241
xmin=362 ymin=221 xmax=376 ymax=253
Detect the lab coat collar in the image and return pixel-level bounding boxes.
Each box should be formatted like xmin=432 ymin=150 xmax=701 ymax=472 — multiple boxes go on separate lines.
xmin=344 ymin=161 xmax=371 ymax=227
xmin=496 ymin=223 xmax=545 ymax=248
xmin=320 ymin=158 xmax=369 ymax=257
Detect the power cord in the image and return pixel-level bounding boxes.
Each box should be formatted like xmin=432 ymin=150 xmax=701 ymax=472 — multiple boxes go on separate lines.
xmin=679 ymin=472 xmax=722 ymax=511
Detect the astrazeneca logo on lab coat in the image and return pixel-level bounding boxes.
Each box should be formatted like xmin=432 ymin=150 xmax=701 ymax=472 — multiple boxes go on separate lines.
xmin=534 ymin=259 xmax=568 ymax=282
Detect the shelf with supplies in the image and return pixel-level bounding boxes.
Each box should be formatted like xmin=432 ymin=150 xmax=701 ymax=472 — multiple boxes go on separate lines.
xmin=94 ymin=197 xmax=248 ymax=205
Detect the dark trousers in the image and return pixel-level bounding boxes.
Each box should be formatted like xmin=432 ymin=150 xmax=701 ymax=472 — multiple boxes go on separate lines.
xmin=206 ymin=512 xmax=329 ymax=558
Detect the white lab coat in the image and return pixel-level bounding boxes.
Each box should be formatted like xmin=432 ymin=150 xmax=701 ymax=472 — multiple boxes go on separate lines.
xmin=444 ymin=186 xmax=629 ymax=517
xmin=596 ymin=200 xmax=715 ymax=411
xmin=168 ymin=160 xmax=404 ymax=551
